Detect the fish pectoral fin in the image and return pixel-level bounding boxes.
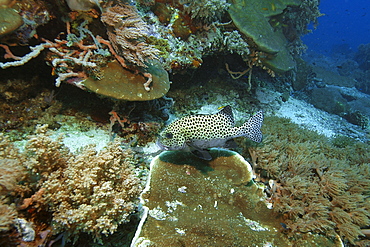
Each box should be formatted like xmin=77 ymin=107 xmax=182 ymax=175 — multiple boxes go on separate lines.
xmin=187 ymin=142 xmax=213 ymax=160
xmin=191 ymin=149 xmax=213 ymax=160
xmin=225 ymin=139 xmax=238 ymax=149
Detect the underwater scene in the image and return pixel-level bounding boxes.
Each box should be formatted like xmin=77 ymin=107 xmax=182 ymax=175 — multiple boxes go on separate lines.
xmin=0 ymin=0 xmax=369 ymax=246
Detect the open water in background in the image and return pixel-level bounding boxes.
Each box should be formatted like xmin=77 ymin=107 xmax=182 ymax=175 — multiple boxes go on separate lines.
xmin=303 ymin=0 xmax=370 ymax=55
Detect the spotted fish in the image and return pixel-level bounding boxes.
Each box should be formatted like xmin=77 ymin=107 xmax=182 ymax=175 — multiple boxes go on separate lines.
xmin=157 ymin=105 xmax=263 ymax=160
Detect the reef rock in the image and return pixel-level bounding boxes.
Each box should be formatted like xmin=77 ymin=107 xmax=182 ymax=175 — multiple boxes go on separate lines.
xmin=131 ymin=149 xmax=339 ymax=246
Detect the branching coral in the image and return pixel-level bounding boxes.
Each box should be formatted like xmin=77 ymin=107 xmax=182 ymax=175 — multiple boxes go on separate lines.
xmin=0 ymin=198 xmax=17 ymax=232
xmin=246 ymin=116 xmax=370 ymax=245
xmin=0 ymin=134 xmax=27 ymax=234
xmin=0 ymin=133 xmax=27 ymax=195
xmin=25 ymin=125 xmax=142 ymax=242
xmin=25 ymin=127 xmax=70 ymax=178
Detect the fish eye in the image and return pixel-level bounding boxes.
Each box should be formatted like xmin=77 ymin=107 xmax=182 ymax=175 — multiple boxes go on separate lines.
xmin=165 ymin=132 xmax=173 ymax=139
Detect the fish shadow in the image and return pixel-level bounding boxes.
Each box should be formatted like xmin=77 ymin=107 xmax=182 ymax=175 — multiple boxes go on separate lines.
xmin=158 ymin=149 xmax=236 ymax=174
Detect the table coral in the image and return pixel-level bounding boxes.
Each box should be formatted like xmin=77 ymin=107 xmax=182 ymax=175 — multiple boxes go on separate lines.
xmin=0 ymin=0 xmax=24 ymax=37
xmin=82 ymin=60 xmax=170 ymax=101
xmin=132 ymin=149 xmax=341 ymax=246
xmin=228 ymin=0 xmax=301 ymax=72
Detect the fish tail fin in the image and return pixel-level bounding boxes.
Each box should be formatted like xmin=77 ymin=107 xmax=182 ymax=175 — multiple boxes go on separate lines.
xmin=238 ymin=111 xmax=264 ymax=143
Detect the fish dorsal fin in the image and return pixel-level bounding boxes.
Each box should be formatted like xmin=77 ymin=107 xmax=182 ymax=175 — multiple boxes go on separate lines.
xmin=217 ymin=105 xmax=235 ymax=126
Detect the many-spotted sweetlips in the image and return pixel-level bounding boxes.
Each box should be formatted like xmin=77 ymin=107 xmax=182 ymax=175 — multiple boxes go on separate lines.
xmin=157 ymin=105 xmax=263 ymax=160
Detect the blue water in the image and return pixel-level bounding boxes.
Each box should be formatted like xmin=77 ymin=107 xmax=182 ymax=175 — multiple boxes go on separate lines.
xmin=303 ymin=0 xmax=370 ymax=55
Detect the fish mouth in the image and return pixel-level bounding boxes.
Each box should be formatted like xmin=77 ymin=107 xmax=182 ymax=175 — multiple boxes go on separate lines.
xmin=156 ymin=139 xmax=169 ymax=150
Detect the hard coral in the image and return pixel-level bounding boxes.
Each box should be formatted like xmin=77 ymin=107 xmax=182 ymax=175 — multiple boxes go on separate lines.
xmin=82 ymin=60 xmax=170 ymax=101
xmin=248 ymin=116 xmax=370 ymax=245
xmin=132 ymin=149 xmax=341 ymax=246
xmin=0 ymin=133 xmax=27 ymax=238
xmin=0 ymin=7 xmax=23 ymax=37
xmin=0 ymin=133 xmax=27 ymax=196
xmin=228 ymin=0 xmax=301 ymax=72
xmin=0 ymin=200 xmax=17 ymax=232
xmin=25 ymin=125 xmax=142 ymax=242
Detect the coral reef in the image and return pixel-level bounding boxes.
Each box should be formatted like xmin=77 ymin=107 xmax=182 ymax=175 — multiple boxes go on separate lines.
xmin=352 ymin=43 xmax=370 ymax=95
xmin=108 ymin=109 xmax=164 ymax=146
xmin=0 ymin=2 xmax=23 ymax=36
xmin=0 ymin=124 xmax=145 ymax=245
xmin=181 ymin=0 xmax=230 ymax=23
xmin=310 ymin=85 xmax=370 ymax=128
xmin=0 ymin=200 xmax=17 ymax=232
xmin=228 ymin=0 xmax=301 ymax=72
xmin=6 ymin=0 xmax=51 ymax=44
xmin=132 ymin=149 xmax=341 ymax=246
xmin=101 ymin=4 xmax=160 ymax=68
xmin=24 ymin=125 xmax=142 ymax=242
xmin=0 ymin=0 xmax=49 ymax=45
xmin=2 ymin=1 xmax=363 ymax=246
xmin=354 ymin=43 xmax=370 ymax=71
xmin=1 ymin=0 xmax=321 ymax=99
xmin=0 ymin=1 xmax=170 ymax=101
xmin=0 ymin=0 xmax=319 ymax=105
xmin=0 ymin=138 xmax=26 ymax=196
xmin=82 ymin=59 xmax=170 ymax=101
xmin=246 ymin=116 xmax=370 ymax=246
xmin=0 ymin=133 xmax=27 ymax=233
